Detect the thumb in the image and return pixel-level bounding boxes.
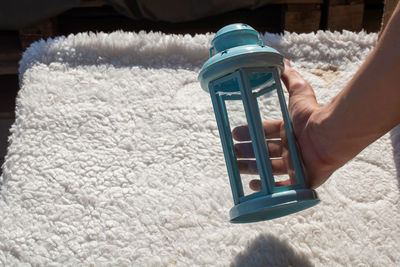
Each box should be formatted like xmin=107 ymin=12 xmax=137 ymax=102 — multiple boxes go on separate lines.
xmin=281 ymin=59 xmax=319 ymax=108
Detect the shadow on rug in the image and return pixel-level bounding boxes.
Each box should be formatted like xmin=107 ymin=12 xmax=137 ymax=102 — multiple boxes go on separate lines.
xmin=232 ymin=234 xmax=313 ymax=267
xmin=390 ymin=124 xmax=400 ymax=190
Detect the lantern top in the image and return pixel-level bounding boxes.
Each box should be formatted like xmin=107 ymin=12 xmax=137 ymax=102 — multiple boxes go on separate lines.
xmin=212 ymin=24 xmax=260 ymax=54
xmin=198 ymin=23 xmax=284 ymax=92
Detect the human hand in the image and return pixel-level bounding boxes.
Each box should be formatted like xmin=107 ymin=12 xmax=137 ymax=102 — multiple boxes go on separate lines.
xmin=232 ymin=59 xmax=340 ymax=190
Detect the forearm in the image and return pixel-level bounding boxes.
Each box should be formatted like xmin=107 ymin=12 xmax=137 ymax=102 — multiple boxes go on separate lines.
xmin=316 ymin=4 xmax=400 ymax=166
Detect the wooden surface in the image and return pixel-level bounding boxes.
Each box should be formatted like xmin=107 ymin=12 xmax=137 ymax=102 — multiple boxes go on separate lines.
xmin=56 ymin=5 xmax=284 ymax=35
xmin=381 ymin=0 xmax=399 ymax=32
xmin=0 ymin=32 xmax=21 ymax=75
xmin=0 ymin=74 xmax=19 ymax=115
xmin=269 ymin=0 xmax=323 ymax=4
xmin=363 ymin=0 xmax=385 ymax=33
xmin=285 ymin=4 xmax=322 ymax=32
xmin=19 ymin=19 xmax=58 ymax=50
xmin=327 ymin=3 xmax=365 ymax=31
xmin=0 ymin=2 xmax=385 ymax=116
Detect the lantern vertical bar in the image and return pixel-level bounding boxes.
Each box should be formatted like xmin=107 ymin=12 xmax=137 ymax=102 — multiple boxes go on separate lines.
xmin=237 ymin=69 xmax=275 ymax=194
xmin=272 ymin=69 xmax=307 ymax=186
xmin=209 ymin=82 xmax=244 ymax=204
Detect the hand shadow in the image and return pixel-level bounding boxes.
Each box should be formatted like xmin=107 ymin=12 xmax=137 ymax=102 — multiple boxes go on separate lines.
xmin=390 ymin=124 xmax=400 ymax=190
xmin=231 ymin=234 xmax=313 ymax=267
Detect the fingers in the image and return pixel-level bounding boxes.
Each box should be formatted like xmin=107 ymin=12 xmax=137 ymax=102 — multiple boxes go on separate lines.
xmin=232 ymin=120 xmax=282 ymax=141
xmin=281 ymin=59 xmax=319 ymax=108
xmin=249 ymin=179 xmax=291 ymax=191
xmin=234 ymin=140 xmax=282 ymax=159
xmin=249 ymin=180 xmax=263 ymax=191
xmin=237 ymin=159 xmax=287 ymax=175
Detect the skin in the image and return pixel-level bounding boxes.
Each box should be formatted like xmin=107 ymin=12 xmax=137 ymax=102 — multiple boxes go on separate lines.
xmin=232 ymin=3 xmax=400 ymax=190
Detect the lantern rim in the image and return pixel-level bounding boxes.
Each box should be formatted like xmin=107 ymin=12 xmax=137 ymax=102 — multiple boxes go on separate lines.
xmin=229 ymin=188 xmax=320 ymax=223
xmin=198 ymin=47 xmax=284 ymax=92
xmin=213 ymin=24 xmax=258 ymax=41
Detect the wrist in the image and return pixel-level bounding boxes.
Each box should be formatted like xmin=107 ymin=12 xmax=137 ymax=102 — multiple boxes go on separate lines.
xmin=306 ymin=104 xmax=347 ymax=175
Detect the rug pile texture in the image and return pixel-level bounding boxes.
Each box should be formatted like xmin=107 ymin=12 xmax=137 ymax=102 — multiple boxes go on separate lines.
xmin=1 ymin=29 xmax=399 ymax=266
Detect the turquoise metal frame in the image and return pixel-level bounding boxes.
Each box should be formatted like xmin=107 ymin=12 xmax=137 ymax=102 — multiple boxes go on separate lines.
xmin=199 ymin=23 xmax=320 ymax=223
xmin=208 ymin=66 xmax=319 ymax=223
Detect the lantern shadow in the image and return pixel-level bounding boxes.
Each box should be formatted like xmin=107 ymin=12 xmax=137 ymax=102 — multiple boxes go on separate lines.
xmin=231 ymin=234 xmax=313 ymax=267
xmin=390 ymin=125 xmax=400 ymax=190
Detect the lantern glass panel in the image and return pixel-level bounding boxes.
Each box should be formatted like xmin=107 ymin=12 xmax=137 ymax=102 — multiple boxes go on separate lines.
xmin=213 ymin=69 xmax=300 ymax=197
xmin=212 ymin=76 xmax=248 ymax=196
xmin=251 ymin=70 xmax=299 ymax=186
xmin=224 ymin=97 xmax=257 ymax=196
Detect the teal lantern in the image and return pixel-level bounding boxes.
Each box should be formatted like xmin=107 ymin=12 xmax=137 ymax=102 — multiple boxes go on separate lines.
xmin=198 ymin=24 xmax=320 ymax=223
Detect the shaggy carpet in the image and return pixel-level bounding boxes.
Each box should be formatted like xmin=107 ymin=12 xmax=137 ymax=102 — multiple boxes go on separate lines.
xmin=1 ymin=29 xmax=399 ymax=266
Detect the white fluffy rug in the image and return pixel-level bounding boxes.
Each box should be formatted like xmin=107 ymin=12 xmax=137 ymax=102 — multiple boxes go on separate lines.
xmin=1 ymin=29 xmax=400 ymax=266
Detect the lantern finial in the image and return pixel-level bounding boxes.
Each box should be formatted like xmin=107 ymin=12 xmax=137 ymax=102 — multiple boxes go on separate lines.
xmin=211 ymin=24 xmax=260 ymax=54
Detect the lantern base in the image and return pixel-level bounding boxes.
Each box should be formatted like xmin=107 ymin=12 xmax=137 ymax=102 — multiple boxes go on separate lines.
xmin=229 ymin=188 xmax=320 ymax=223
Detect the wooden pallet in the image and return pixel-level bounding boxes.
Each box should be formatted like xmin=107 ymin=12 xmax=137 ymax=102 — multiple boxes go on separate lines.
xmin=1 ymin=1 xmax=384 ymax=78
xmin=285 ymin=3 xmax=323 ymax=32
xmin=0 ymin=31 xmax=21 ymax=75
xmin=325 ymin=0 xmax=365 ymax=31
xmin=381 ymin=0 xmax=399 ymax=33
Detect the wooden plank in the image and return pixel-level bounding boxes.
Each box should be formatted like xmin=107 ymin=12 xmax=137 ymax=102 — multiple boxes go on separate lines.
xmin=329 ymin=0 xmax=363 ymax=5
xmin=364 ymin=0 xmax=384 ymax=4
xmin=58 ymin=5 xmax=285 ymax=35
xmin=0 ymin=31 xmax=21 ymax=75
xmin=0 ymin=74 xmax=19 ymax=114
xmin=78 ymin=0 xmax=107 ymax=8
xmin=269 ymin=0 xmax=323 ymax=4
xmin=19 ymin=18 xmax=58 ymax=50
xmin=0 ymin=61 xmax=18 ymax=75
xmin=380 ymin=0 xmax=399 ymax=34
xmin=61 ymin=6 xmax=119 ymax=17
xmin=363 ymin=3 xmax=384 ymax=32
xmin=0 ymin=32 xmax=21 ymax=61
xmin=327 ymin=3 xmax=364 ymax=31
xmin=285 ymin=4 xmax=322 ymax=32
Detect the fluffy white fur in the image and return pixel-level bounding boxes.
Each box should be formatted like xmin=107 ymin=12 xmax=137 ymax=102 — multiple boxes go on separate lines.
xmin=1 ymin=29 xmax=399 ymax=266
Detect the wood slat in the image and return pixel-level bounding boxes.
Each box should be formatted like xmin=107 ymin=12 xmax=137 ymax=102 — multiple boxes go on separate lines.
xmin=285 ymin=4 xmax=322 ymax=32
xmin=78 ymin=0 xmax=107 ymax=8
xmin=269 ymin=0 xmax=323 ymax=4
xmin=328 ymin=0 xmax=363 ymax=5
xmin=58 ymin=5 xmax=285 ymax=35
xmin=0 ymin=31 xmax=21 ymax=75
xmin=380 ymin=0 xmax=399 ymax=34
xmin=19 ymin=18 xmax=58 ymax=50
xmin=0 ymin=74 xmax=19 ymax=114
xmin=327 ymin=3 xmax=364 ymax=31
